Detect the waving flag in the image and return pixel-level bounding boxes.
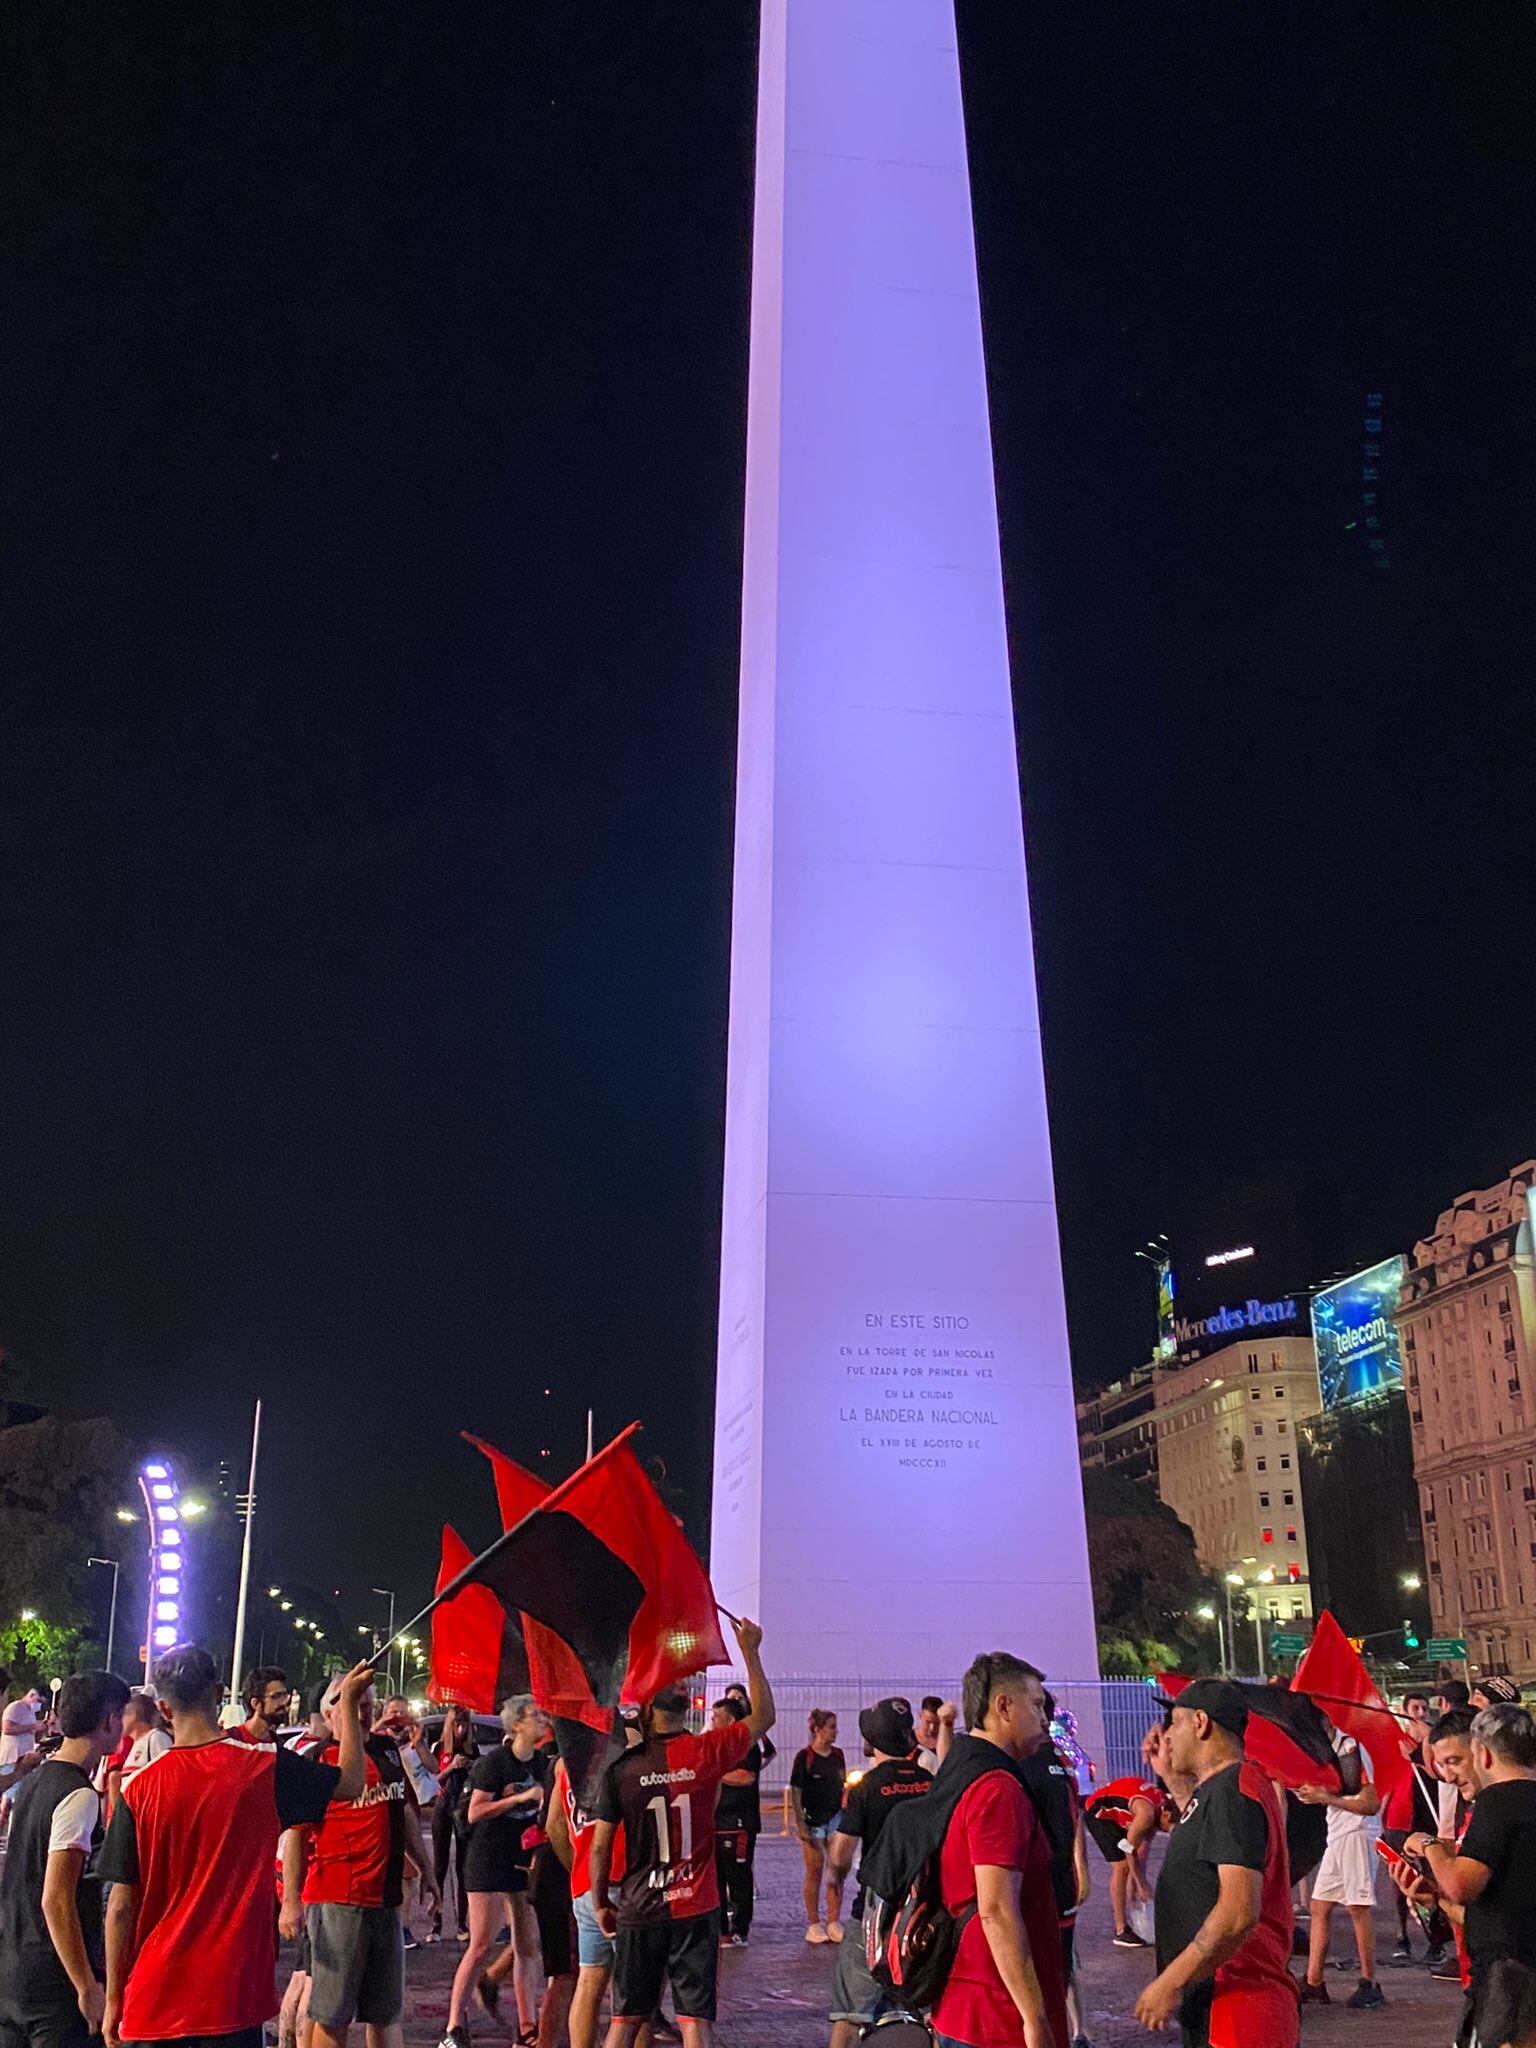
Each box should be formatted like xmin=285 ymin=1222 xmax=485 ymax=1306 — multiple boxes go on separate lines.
xmin=1293 ymin=1610 xmax=1412 ymax=1807
xmin=450 ymin=1424 xmax=728 ymax=1730
xmin=427 ymin=1524 xmax=517 ymax=1712
xmin=1159 ymin=1673 xmax=1347 ymax=1792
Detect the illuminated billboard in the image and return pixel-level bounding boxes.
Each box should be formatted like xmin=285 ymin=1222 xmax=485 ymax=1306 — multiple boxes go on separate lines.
xmin=1311 ymin=1256 xmax=1407 ymax=1409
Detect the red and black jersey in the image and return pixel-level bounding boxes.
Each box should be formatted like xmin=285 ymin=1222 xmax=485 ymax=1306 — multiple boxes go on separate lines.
xmin=595 ymin=1723 xmax=752 ymax=1924
xmin=1085 ymin=1774 xmax=1167 ymax=1832
xmin=302 ymin=1734 xmax=415 ymax=1910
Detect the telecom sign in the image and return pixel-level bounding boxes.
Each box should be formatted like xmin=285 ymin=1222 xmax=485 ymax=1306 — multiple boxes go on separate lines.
xmin=1311 ymin=1256 xmax=1407 ymax=1409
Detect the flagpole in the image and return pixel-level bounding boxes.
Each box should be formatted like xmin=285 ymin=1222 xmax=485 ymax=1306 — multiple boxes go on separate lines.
xmin=386 ymin=1421 xmax=643 ymax=1652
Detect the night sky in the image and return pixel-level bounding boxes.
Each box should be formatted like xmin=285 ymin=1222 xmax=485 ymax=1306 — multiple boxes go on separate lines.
xmin=6 ymin=4 xmax=1533 ymax=1614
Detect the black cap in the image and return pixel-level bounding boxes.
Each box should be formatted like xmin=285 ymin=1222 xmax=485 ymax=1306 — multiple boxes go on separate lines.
xmin=1475 ymin=1676 xmax=1523 ymax=1705
xmin=859 ymin=1696 xmax=916 ymax=1756
xmin=1171 ymin=1679 xmax=1249 ymax=1739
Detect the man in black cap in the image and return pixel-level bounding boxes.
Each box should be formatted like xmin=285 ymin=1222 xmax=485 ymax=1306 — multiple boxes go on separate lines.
xmin=1134 ymin=1681 xmax=1298 ymax=2048
xmin=824 ymin=1699 xmax=931 ymax=2048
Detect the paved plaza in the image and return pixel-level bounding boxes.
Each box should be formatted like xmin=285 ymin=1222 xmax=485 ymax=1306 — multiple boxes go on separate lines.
xmin=395 ymin=1830 xmax=1467 ymax=2048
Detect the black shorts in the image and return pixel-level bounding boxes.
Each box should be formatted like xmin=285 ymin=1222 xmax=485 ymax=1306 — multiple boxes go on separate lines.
xmin=612 ymin=1916 xmax=719 ymax=2022
xmin=1085 ymin=1811 xmax=1130 ymax=1863
xmin=121 ymin=2035 xmax=264 ymax=2048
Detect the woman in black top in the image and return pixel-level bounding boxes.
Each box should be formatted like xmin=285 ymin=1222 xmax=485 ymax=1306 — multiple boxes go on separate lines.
xmin=790 ymin=1709 xmax=846 ymax=1945
xmin=444 ymin=1697 xmax=548 ymax=2048
xmin=430 ymin=1704 xmax=480 ymax=1941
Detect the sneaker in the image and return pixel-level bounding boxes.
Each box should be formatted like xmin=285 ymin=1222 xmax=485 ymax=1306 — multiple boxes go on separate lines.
xmin=1389 ymin=1938 xmax=1413 ymax=1965
xmin=1112 ymin=1928 xmax=1148 ymax=1949
xmin=476 ymin=1976 xmax=500 ymax=2019
xmin=1071 ymin=2038 xmax=1093 ymax=2048
xmin=1424 ymin=1944 xmax=1448 ymax=1971
xmin=440 ymin=2031 xmax=472 ymax=2048
xmin=1429 ymin=1954 xmax=1463 ymax=1982
xmin=729 ymin=1934 xmax=748 ymax=1948
xmin=403 ymin=1932 xmax=420 ymax=1952
xmin=1346 ymin=1980 xmax=1385 ymax=2009
xmin=826 ymin=1921 xmax=844 ymax=1945
xmin=806 ymin=1924 xmax=830 ymax=1945
xmin=1298 ymin=1980 xmax=1331 ymax=2005
xmin=456 ymin=1928 xmax=470 ymax=1944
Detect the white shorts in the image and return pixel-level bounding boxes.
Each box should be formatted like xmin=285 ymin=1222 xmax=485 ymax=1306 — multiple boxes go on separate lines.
xmin=1312 ymin=1831 xmax=1378 ymax=1907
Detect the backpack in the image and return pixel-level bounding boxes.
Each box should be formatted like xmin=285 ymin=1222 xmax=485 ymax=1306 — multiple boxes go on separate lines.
xmin=859 ymin=1738 xmax=1028 ymax=2017
xmin=862 ymin=1841 xmax=976 ymax=2015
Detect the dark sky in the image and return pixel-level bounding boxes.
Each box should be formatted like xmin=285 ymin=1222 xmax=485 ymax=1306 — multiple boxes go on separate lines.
xmin=5 ymin=3 xmax=1533 ymax=1616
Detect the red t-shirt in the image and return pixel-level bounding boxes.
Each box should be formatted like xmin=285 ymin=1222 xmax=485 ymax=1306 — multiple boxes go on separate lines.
xmin=302 ymin=1735 xmax=415 ymax=1909
xmin=930 ymin=1769 xmax=1070 ymax=2048
xmin=554 ymin=1758 xmax=626 ymax=1899
xmin=596 ymin=1722 xmax=752 ymax=1923
xmin=97 ymin=1737 xmax=338 ymax=2040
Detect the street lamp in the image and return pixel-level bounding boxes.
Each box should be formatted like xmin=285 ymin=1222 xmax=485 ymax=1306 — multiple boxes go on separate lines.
xmin=375 ymin=1588 xmax=398 ymax=1689
xmin=1401 ymin=1573 xmax=1423 ymax=1593
xmin=87 ymin=1559 xmax=121 ymax=1675
xmin=1223 ymin=1573 xmax=1243 ymax=1676
xmin=20 ymin=1608 xmax=36 ymax=1622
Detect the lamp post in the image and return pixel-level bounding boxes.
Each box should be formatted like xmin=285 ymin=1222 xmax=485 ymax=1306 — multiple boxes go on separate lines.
xmin=1223 ymin=1573 xmax=1243 ymax=1677
xmin=87 ymin=1558 xmax=120 ymax=1675
xmin=373 ymin=1589 xmax=397 ymax=1691
xmin=1197 ymin=1602 xmax=1225 ymax=1676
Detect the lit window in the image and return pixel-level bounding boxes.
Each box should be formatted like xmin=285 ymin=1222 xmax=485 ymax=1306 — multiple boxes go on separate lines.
xmin=152 ymin=1625 xmax=177 ymax=1648
xmin=1286 ymin=1527 xmax=1297 ymax=1543
xmin=1262 ymin=1527 xmax=1274 ymax=1544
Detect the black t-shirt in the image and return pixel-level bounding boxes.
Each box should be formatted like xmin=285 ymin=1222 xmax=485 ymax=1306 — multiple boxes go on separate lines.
xmin=465 ymin=1745 xmax=545 ymax=1879
xmin=834 ymin=1757 xmax=931 ymax=1916
xmin=790 ymin=1746 xmax=846 ymax=1828
xmin=1460 ymin=1778 xmax=1536 ymax=1983
xmin=0 ymin=1759 xmax=102 ymax=2013
xmin=1017 ymin=1745 xmax=1081 ymax=1923
xmin=715 ymin=1740 xmax=764 ymax=1834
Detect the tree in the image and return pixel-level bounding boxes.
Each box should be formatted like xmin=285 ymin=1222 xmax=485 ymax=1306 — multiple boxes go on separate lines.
xmin=1082 ymin=1468 xmax=1215 ymax=1675
xmin=0 ymin=1416 xmax=136 ymax=1672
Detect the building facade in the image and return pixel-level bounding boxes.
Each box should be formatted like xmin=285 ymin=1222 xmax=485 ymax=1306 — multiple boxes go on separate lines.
xmin=1398 ymin=1163 xmax=1536 ymax=1681
xmin=1153 ymin=1335 xmax=1322 ymax=1633
xmin=1076 ymin=1363 xmax=1159 ymax=1486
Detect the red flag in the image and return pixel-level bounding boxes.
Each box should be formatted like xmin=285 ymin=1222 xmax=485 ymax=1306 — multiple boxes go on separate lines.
xmin=1293 ymin=1611 xmax=1412 ymax=1807
xmin=427 ymin=1525 xmax=506 ymax=1713
xmin=465 ymin=1432 xmax=549 ymax=1530
xmin=562 ymin=1437 xmax=729 ymax=1703
xmin=1159 ymin=1672 xmax=1344 ymax=1792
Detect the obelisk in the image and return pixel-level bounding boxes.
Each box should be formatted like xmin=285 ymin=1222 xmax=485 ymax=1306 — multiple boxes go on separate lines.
xmin=711 ymin=0 xmax=1099 ymax=1686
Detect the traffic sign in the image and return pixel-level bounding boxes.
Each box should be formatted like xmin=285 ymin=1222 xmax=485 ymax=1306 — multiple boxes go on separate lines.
xmin=1427 ymin=1637 xmax=1468 ymax=1660
xmin=1269 ymin=1633 xmax=1308 ymax=1656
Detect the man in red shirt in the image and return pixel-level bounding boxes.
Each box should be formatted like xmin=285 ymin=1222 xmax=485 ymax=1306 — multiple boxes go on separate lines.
xmin=590 ymin=1617 xmax=774 ymax=2048
xmin=287 ymin=1673 xmax=437 ymax=2048
xmin=928 ymin=1653 xmax=1068 ymax=2048
xmin=100 ymin=1648 xmax=373 ymax=2048
xmin=1134 ymin=1679 xmax=1298 ymax=2048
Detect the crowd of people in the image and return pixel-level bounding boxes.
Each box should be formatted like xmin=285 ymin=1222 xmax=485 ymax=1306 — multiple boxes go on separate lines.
xmin=7 ymin=1641 xmax=1536 ymax=2048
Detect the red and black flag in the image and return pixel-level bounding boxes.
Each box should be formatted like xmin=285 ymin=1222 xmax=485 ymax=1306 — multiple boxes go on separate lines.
xmin=1159 ymin=1672 xmax=1352 ymax=1792
xmin=440 ymin=1424 xmax=727 ymax=1724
